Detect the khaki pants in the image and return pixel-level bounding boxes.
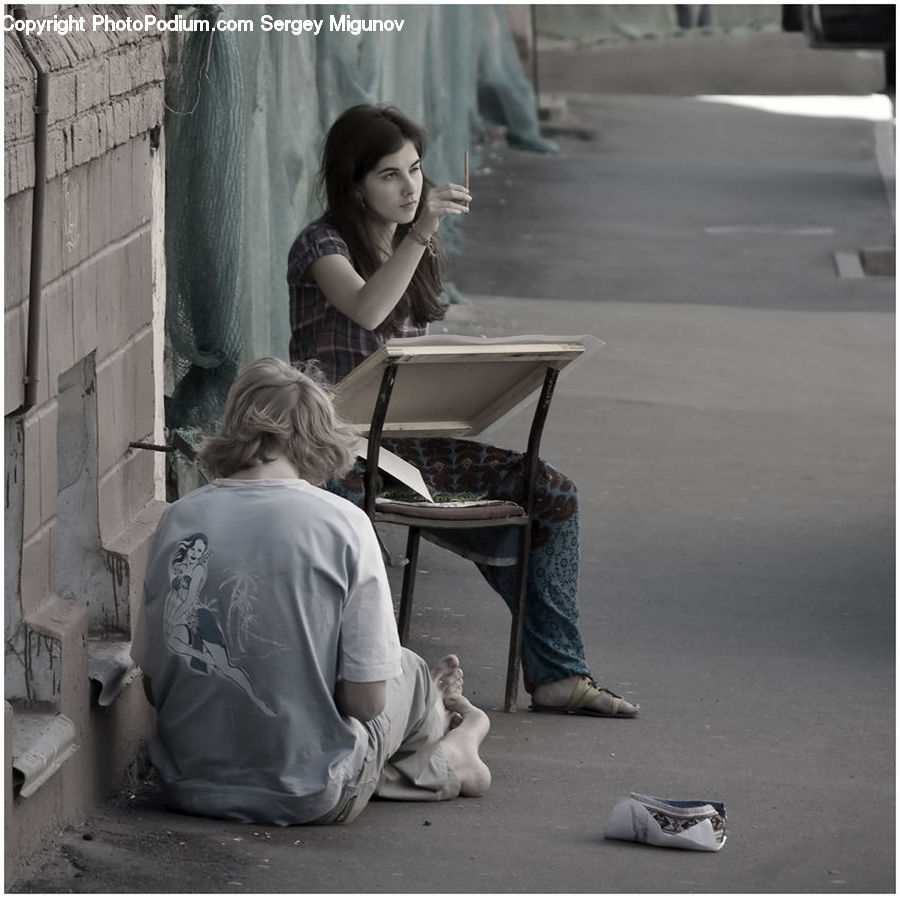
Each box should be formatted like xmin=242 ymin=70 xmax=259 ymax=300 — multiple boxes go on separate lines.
xmin=314 ymin=648 xmax=461 ymax=824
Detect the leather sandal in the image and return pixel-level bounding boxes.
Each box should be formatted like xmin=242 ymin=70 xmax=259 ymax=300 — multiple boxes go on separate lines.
xmin=530 ymin=675 xmax=640 ymax=718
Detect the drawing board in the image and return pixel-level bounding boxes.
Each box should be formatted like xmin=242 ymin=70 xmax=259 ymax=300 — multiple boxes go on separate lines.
xmin=331 ymin=334 xmax=586 ymax=438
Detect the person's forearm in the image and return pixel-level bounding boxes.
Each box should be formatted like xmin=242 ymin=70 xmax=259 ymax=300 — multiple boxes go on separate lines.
xmin=312 ymin=183 xmax=467 ymax=331
xmin=335 ymin=679 xmax=386 ymax=722
xmin=352 ymin=231 xmax=430 ymax=330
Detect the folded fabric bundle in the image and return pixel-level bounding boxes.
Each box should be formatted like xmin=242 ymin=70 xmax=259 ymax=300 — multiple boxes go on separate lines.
xmin=605 ymin=793 xmax=727 ymax=852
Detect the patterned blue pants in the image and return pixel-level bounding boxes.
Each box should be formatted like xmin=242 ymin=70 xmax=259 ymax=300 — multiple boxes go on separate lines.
xmin=326 ymin=437 xmax=590 ymax=692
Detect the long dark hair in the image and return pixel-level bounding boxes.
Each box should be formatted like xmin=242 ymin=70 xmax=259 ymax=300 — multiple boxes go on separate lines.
xmin=318 ymin=104 xmax=446 ymax=334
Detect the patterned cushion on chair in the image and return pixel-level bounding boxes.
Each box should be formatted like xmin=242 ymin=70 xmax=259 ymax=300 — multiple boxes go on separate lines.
xmin=374 ymin=498 xmax=526 ymax=521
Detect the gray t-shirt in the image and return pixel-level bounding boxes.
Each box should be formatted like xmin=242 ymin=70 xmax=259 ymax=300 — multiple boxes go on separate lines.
xmin=132 ymin=478 xmax=402 ymax=824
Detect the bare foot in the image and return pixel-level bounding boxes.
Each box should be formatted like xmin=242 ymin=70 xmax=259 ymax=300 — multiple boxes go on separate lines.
xmin=431 ymin=655 xmax=464 ymax=731
xmin=531 ymin=675 xmax=640 ymax=718
xmin=440 ymin=693 xmax=491 ymax=797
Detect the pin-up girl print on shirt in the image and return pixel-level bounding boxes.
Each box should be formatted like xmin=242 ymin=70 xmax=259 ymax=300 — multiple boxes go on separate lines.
xmin=164 ymin=532 xmax=276 ymax=717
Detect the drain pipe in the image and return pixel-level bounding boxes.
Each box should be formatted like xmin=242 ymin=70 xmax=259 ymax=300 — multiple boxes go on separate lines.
xmin=14 ymin=5 xmax=49 ymax=412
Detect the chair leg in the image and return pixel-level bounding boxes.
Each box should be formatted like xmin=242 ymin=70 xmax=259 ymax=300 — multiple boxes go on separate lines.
xmin=397 ymin=527 xmax=421 ymax=645
xmin=504 ymin=523 xmax=531 ymax=712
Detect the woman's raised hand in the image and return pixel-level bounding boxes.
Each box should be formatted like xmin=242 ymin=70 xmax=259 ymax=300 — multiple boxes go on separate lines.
xmin=417 ymin=183 xmax=471 ymax=235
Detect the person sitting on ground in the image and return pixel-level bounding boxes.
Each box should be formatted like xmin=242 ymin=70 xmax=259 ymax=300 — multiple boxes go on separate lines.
xmin=287 ymin=103 xmax=639 ymax=718
xmin=132 ymin=357 xmax=490 ymax=824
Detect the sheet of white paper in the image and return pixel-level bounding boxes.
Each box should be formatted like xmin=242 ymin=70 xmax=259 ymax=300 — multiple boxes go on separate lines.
xmin=353 ymin=437 xmax=433 ymax=502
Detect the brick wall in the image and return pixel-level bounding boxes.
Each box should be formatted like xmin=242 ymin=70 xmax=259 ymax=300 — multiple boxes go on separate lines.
xmin=4 ymin=4 xmax=167 ymax=881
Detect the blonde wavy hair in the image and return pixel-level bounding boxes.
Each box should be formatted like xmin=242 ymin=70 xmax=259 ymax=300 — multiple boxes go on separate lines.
xmin=199 ymin=358 xmax=359 ymax=484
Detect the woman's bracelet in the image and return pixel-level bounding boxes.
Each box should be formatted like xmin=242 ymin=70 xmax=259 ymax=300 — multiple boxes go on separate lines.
xmin=408 ymin=225 xmax=437 ymax=257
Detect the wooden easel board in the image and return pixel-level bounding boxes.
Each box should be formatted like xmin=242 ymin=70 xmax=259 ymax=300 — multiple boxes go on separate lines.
xmin=331 ymin=335 xmax=585 ymax=438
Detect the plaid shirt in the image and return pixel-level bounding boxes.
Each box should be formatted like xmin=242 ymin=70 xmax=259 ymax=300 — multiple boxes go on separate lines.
xmin=287 ymin=220 xmax=426 ymax=384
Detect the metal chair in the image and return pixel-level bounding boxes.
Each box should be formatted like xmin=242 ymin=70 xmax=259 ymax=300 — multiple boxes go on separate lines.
xmin=331 ymin=337 xmax=584 ymax=711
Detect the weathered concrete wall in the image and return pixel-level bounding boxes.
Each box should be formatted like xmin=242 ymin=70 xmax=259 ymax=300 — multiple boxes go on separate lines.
xmin=4 ymin=4 xmax=167 ymax=882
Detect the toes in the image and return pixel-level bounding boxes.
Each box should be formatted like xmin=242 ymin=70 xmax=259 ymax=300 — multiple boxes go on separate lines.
xmin=597 ymin=691 xmax=639 ymax=717
xmin=436 ymin=665 xmax=464 ymax=695
xmin=443 ymin=692 xmax=473 ymax=714
xmin=430 ymin=654 xmax=460 ymax=679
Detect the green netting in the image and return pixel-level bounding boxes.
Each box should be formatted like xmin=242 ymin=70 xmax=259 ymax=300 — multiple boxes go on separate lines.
xmin=165 ymin=5 xmax=244 ymax=432
xmin=164 ymin=4 xmax=553 ymax=439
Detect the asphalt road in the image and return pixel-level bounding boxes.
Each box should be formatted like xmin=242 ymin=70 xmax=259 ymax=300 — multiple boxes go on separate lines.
xmin=9 ymin=31 xmax=894 ymax=895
